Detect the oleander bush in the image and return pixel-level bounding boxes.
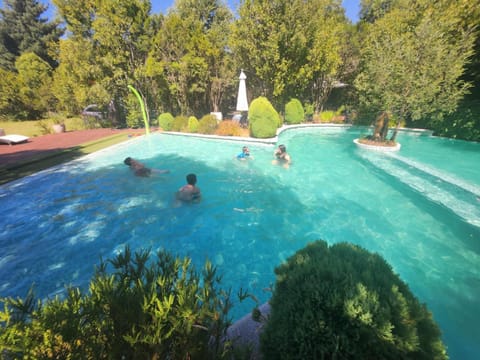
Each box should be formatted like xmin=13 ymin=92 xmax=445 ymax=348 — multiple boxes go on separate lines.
xmin=197 ymin=114 xmax=218 ymax=134
xmin=248 ymin=97 xmax=281 ymax=138
xmin=261 ymin=240 xmax=448 ymax=360
xmin=215 ymin=120 xmax=243 ymax=136
xmin=171 ymin=115 xmax=189 ymax=132
xmin=187 ymin=116 xmax=199 ymax=133
xmin=158 ymin=112 xmax=174 ymax=131
xmin=284 ymin=98 xmax=304 ymax=124
xmin=0 ymin=247 xmax=238 ymax=359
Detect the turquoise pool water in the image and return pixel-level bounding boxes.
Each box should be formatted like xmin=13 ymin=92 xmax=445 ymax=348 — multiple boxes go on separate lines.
xmin=0 ymin=127 xmax=479 ymax=359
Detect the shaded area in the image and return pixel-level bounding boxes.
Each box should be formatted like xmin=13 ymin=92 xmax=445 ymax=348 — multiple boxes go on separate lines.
xmin=0 ymin=129 xmax=145 ymax=185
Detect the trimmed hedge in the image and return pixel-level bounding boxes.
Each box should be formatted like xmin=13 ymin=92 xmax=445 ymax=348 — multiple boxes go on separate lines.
xmin=261 ymin=240 xmax=447 ymax=359
xmin=171 ymin=115 xmax=188 ymax=132
xmin=248 ymin=97 xmax=280 ymax=138
xmin=187 ymin=116 xmax=199 ymax=133
xmin=158 ymin=112 xmax=174 ymax=131
xmin=284 ymin=98 xmax=304 ymax=124
xmin=198 ymin=114 xmax=218 ymax=134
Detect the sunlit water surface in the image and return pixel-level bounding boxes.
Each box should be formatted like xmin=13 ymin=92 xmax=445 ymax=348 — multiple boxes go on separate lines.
xmin=1 ymin=127 xmax=479 ymax=359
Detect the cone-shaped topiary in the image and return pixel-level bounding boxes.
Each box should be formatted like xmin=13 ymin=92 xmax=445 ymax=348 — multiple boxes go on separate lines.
xmin=248 ymin=97 xmax=281 ymax=138
xmin=284 ymin=98 xmax=304 ymax=124
xmin=187 ymin=116 xmax=199 ymax=133
xmin=158 ymin=112 xmax=174 ymax=131
xmin=261 ymin=240 xmax=448 ymax=360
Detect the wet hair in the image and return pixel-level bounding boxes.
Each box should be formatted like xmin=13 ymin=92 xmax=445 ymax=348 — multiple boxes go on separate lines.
xmin=124 ymin=157 xmax=132 ymax=165
xmin=279 ymin=144 xmax=286 ymax=153
xmin=186 ymin=173 xmax=197 ymax=185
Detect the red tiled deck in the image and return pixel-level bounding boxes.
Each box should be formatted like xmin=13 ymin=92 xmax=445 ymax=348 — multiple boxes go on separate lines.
xmin=0 ymin=128 xmax=146 ymax=167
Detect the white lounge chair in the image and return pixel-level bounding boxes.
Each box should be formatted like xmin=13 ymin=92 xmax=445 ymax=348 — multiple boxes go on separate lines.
xmin=0 ymin=134 xmax=29 ymax=145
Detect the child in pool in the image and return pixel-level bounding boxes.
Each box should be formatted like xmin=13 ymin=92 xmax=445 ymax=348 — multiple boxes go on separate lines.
xmin=176 ymin=173 xmax=201 ymax=202
xmin=272 ymin=144 xmax=291 ymax=168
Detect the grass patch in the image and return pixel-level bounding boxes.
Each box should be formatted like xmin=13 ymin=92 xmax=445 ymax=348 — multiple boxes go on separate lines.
xmin=0 ymin=117 xmax=86 ymax=137
xmin=0 ymin=133 xmax=130 ymax=185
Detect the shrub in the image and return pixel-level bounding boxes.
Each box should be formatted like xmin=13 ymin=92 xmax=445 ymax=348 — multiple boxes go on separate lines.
xmin=158 ymin=112 xmax=174 ymax=131
xmin=261 ymin=240 xmax=447 ymax=360
xmin=284 ymin=98 xmax=304 ymax=124
xmin=319 ymin=110 xmax=335 ymax=123
xmin=215 ymin=120 xmax=243 ymax=136
xmin=0 ymin=247 xmax=237 ymax=359
xmin=197 ymin=114 xmax=218 ymax=134
xmin=248 ymin=97 xmax=280 ymax=138
xmin=171 ymin=115 xmax=189 ymax=132
xmin=304 ymin=103 xmax=314 ymax=121
xmin=187 ymin=116 xmax=199 ymax=133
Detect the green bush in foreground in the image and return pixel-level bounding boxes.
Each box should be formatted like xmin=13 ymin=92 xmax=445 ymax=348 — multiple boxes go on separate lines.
xmin=284 ymin=98 xmax=304 ymax=124
xmin=0 ymin=247 xmax=236 ymax=359
xmin=248 ymin=96 xmax=281 ymax=138
xmin=261 ymin=240 xmax=448 ymax=359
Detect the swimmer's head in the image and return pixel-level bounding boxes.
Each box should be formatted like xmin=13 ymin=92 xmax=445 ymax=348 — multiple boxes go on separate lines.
xmin=186 ymin=173 xmax=197 ymax=185
xmin=278 ymin=144 xmax=286 ymax=153
xmin=124 ymin=157 xmax=132 ymax=165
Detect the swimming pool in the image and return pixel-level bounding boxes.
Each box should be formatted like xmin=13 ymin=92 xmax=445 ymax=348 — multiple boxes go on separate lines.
xmin=0 ymin=126 xmax=479 ymax=359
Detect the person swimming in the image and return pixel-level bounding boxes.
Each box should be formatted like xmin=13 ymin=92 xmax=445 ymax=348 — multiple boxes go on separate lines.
xmin=236 ymin=146 xmax=252 ymax=160
xmin=124 ymin=157 xmax=151 ymax=177
xmin=176 ymin=173 xmax=201 ymax=202
xmin=124 ymin=157 xmax=169 ymax=177
xmin=272 ymin=144 xmax=291 ymax=168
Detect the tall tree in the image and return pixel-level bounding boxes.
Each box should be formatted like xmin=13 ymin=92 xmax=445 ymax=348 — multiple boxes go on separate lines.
xmin=175 ymin=0 xmax=235 ymax=113
xmin=231 ymin=0 xmax=348 ymax=112
xmin=0 ymin=0 xmax=63 ymax=70
xmin=53 ymin=0 xmax=157 ymax=126
xmin=354 ymin=0 xmax=476 ymax=142
xmin=150 ymin=0 xmax=234 ymax=116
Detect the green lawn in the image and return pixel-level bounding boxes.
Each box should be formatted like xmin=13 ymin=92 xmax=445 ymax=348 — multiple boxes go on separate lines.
xmin=0 ymin=117 xmax=86 ymax=137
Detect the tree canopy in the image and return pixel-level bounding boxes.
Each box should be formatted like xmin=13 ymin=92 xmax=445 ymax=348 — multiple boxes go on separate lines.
xmin=0 ymin=0 xmax=478 ymax=141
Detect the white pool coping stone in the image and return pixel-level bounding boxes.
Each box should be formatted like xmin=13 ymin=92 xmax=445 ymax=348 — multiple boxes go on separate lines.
xmin=353 ymin=138 xmax=401 ymax=152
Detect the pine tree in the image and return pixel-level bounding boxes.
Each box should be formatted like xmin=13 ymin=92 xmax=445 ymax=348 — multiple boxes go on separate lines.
xmin=0 ymin=0 xmax=63 ymax=70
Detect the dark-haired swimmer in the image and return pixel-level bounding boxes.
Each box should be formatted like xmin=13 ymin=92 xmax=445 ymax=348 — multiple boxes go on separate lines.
xmin=236 ymin=146 xmax=253 ymax=160
xmin=124 ymin=157 xmax=169 ymax=177
xmin=176 ymin=173 xmax=201 ymax=202
xmin=272 ymin=144 xmax=291 ymax=168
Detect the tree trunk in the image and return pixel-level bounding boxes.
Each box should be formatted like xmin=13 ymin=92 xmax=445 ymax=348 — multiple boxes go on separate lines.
xmin=390 ymin=121 xmax=401 ymax=141
xmin=373 ymin=112 xmax=389 ymax=141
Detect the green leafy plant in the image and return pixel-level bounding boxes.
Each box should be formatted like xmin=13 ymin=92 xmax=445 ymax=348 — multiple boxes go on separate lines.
xmin=158 ymin=112 xmax=174 ymax=131
xmin=248 ymin=97 xmax=281 ymax=138
xmin=0 ymin=247 xmax=240 ymax=359
xmin=187 ymin=116 xmax=199 ymax=133
xmin=197 ymin=114 xmax=218 ymax=134
xmin=284 ymin=98 xmax=304 ymax=124
xmin=171 ymin=115 xmax=189 ymax=131
xmin=261 ymin=240 xmax=448 ymax=359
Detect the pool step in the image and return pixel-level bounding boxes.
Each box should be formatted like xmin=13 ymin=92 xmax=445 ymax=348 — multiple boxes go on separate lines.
xmin=357 ymin=151 xmax=480 ymax=227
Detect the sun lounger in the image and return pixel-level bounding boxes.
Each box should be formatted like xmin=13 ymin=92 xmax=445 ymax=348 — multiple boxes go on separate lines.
xmin=0 ymin=134 xmax=29 ymax=145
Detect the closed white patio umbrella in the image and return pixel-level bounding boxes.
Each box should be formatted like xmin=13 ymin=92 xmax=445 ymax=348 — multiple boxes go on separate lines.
xmin=236 ymin=70 xmax=249 ymax=111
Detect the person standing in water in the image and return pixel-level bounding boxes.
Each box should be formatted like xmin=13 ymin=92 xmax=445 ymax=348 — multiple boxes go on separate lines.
xmin=176 ymin=173 xmax=201 ymax=202
xmin=272 ymin=144 xmax=291 ymax=168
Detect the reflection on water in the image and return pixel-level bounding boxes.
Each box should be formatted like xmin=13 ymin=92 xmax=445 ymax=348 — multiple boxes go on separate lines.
xmin=0 ymin=128 xmax=479 ymax=359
